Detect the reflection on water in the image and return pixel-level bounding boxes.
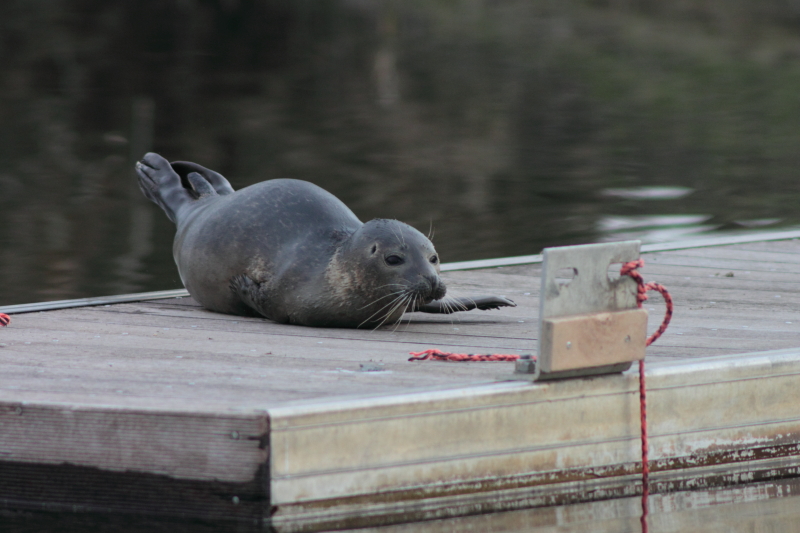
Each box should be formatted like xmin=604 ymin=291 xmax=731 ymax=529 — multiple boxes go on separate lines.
xmin=597 ymin=214 xmax=718 ymax=242
xmin=601 ymin=186 xmax=694 ymax=200
xmin=3 ymin=477 xmax=800 ymax=532
xmin=734 ymin=218 xmax=783 ymax=228
xmin=1 ymin=0 xmax=800 ymax=305
xmin=598 ymin=214 xmax=713 ymax=231
xmin=348 ymin=478 xmax=800 ymax=533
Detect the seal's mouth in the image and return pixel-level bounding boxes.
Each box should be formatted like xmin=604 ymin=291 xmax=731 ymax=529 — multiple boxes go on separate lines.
xmin=413 ymin=276 xmax=446 ymax=303
xmin=430 ymin=284 xmax=447 ymax=301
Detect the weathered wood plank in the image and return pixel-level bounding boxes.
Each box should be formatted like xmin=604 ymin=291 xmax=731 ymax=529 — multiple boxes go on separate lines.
xmin=643 ymin=254 xmax=800 ymax=273
xmin=655 ymin=247 xmax=800 ymax=264
xmin=722 ymin=240 xmax=800 ymax=254
xmin=0 ymin=401 xmax=268 ymax=482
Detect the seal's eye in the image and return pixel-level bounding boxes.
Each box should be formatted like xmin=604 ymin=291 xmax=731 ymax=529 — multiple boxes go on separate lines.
xmin=430 ymin=255 xmax=438 ymax=264
xmin=385 ymin=255 xmax=404 ymax=266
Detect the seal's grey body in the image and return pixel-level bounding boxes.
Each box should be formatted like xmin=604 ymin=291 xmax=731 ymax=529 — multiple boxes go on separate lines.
xmin=136 ymin=152 xmax=514 ymax=327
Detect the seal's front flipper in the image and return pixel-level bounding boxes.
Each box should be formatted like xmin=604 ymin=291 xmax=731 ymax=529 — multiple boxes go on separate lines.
xmin=470 ymin=296 xmax=517 ymax=311
xmin=171 ymin=161 xmax=235 ymax=196
xmin=415 ymin=296 xmax=517 ymax=314
xmin=136 ymin=152 xmax=219 ymax=223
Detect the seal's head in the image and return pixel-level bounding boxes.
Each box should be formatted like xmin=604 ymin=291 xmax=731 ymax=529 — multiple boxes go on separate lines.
xmin=339 ymin=219 xmax=446 ymax=326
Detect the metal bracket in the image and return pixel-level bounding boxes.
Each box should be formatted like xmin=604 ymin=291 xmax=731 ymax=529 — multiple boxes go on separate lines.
xmin=525 ymin=240 xmax=646 ymax=381
xmin=497 ymin=355 xmax=540 ymax=382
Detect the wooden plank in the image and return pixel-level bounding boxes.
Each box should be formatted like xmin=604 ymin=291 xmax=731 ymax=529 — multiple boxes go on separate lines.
xmin=721 ymin=240 xmax=800 ymax=254
xmin=3 ymin=306 xmax=536 ymax=354
xmin=0 ymin=401 xmax=267 ymax=483
xmin=644 ymin=254 xmax=800 ymax=274
xmin=540 ymin=309 xmax=647 ymax=372
xmin=0 ymin=303 xmax=531 ymax=408
xmin=654 ymin=246 xmax=800 ymax=263
xmin=639 ymin=230 xmax=800 ymax=252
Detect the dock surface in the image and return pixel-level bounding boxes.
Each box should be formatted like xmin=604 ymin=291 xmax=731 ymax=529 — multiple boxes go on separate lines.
xmin=1 ymin=233 xmax=800 ymax=530
xmin=2 ymin=236 xmax=799 ymax=409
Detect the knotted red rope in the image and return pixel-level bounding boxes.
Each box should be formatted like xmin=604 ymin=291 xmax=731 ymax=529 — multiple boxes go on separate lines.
xmin=620 ymin=259 xmax=673 ymax=347
xmin=0 ymin=313 xmax=10 ymax=327
xmin=620 ymin=258 xmax=673 ymax=533
xmin=409 ymin=349 xmax=524 ymax=362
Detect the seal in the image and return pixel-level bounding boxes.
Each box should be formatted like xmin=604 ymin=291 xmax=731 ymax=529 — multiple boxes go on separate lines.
xmin=136 ymin=152 xmax=515 ymax=328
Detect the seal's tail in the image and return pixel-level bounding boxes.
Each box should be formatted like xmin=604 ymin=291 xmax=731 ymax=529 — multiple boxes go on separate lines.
xmin=135 ymin=152 xmax=234 ymax=223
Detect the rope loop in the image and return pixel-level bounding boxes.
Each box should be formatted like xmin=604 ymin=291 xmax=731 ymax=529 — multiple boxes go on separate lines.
xmin=0 ymin=313 xmax=10 ymax=327
xmin=620 ymin=259 xmax=673 ymax=346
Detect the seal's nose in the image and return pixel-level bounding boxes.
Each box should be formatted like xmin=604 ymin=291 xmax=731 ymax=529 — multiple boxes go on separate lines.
xmin=425 ymin=275 xmax=446 ymax=300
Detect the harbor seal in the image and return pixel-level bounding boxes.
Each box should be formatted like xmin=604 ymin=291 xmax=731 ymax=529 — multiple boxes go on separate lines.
xmin=136 ymin=152 xmax=515 ymax=328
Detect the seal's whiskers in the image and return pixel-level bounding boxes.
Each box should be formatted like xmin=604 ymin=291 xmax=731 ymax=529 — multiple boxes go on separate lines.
xmin=357 ymin=291 xmax=408 ymax=328
xmin=391 ymin=300 xmax=415 ymax=333
xmin=389 ymin=295 xmax=415 ymax=332
xmin=356 ymin=286 xmax=406 ymax=310
xmin=372 ymin=293 xmax=412 ymax=330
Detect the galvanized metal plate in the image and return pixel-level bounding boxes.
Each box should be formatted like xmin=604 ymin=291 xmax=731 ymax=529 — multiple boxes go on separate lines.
xmin=539 ymin=240 xmax=641 ymax=320
xmin=537 ymin=240 xmax=644 ymax=376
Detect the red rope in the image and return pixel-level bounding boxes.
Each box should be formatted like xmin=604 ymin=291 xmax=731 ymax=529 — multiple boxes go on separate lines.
xmin=620 ymin=259 xmax=673 ymax=533
xmin=0 ymin=313 xmax=9 ymax=327
xmin=638 ymin=356 xmax=649 ymax=532
xmin=409 ymin=349 xmax=524 ymax=362
xmin=620 ymin=259 xmax=673 ymax=347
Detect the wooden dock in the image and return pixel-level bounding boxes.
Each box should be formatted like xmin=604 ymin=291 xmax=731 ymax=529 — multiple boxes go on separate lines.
xmin=2 ymin=231 xmax=800 ymax=531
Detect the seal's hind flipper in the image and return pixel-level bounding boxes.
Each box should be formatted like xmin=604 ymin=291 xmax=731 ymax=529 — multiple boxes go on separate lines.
xmin=136 ymin=152 xmax=221 ymax=223
xmin=171 ymin=161 xmax=235 ymax=196
xmin=185 ymin=172 xmax=217 ymax=198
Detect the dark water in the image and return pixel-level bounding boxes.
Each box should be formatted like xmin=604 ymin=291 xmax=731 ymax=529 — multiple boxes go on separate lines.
xmin=3 ymin=477 xmax=800 ymax=532
xmin=2 ymin=0 xmax=800 ymax=306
